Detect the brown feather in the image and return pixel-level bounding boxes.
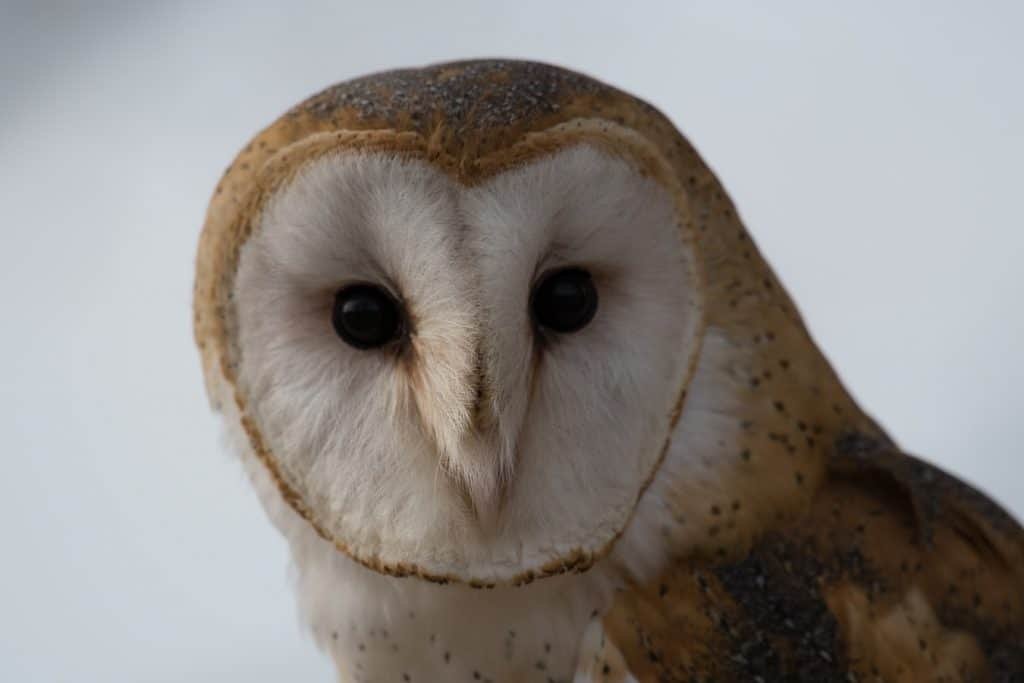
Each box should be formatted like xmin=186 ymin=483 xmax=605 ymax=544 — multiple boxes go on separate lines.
xmin=604 ymin=435 xmax=1024 ymax=681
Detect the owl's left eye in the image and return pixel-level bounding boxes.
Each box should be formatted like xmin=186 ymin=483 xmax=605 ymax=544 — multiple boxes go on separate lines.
xmin=331 ymin=284 xmax=404 ymax=349
xmin=531 ymin=267 xmax=599 ymax=334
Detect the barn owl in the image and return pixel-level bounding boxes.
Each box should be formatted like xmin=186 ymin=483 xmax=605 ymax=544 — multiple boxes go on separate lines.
xmin=193 ymin=60 xmax=1024 ymax=681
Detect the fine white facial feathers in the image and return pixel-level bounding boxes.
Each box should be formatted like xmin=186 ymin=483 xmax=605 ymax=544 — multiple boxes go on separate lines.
xmin=231 ymin=144 xmax=702 ymax=583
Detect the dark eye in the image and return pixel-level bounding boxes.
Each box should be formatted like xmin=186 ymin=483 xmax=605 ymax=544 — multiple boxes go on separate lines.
xmin=531 ymin=267 xmax=598 ymax=333
xmin=331 ymin=284 xmax=403 ymax=349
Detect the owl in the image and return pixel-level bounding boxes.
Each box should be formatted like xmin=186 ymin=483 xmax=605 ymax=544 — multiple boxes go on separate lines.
xmin=193 ymin=60 xmax=1024 ymax=682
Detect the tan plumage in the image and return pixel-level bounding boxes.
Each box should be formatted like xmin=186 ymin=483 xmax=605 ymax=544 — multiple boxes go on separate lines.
xmin=194 ymin=60 xmax=1024 ymax=680
xmin=604 ymin=441 xmax=1024 ymax=680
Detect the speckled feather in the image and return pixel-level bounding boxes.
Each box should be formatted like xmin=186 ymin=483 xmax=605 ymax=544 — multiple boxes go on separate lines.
xmin=603 ymin=435 xmax=1024 ymax=681
xmin=194 ymin=60 xmax=1024 ymax=681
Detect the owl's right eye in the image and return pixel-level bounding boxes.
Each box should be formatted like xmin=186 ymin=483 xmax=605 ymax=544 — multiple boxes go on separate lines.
xmin=331 ymin=284 xmax=404 ymax=350
xmin=531 ymin=267 xmax=599 ymax=334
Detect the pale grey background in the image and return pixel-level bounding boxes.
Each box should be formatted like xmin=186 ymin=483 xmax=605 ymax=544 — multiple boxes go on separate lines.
xmin=2 ymin=2 xmax=1021 ymax=681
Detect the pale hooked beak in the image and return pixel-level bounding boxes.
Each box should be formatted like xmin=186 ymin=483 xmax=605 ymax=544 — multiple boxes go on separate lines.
xmin=409 ymin=327 xmax=518 ymax=531
xmin=452 ymin=348 xmax=508 ymax=530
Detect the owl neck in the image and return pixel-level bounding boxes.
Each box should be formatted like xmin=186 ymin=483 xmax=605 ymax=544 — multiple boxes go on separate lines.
xmin=295 ymin=547 xmax=616 ymax=682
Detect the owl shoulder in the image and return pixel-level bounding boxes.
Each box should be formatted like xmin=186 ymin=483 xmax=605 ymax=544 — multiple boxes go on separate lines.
xmin=602 ymin=434 xmax=1024 ymax=681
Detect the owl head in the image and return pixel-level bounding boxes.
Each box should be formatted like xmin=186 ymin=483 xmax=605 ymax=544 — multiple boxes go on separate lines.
xmin=195 ymin=60 xmax=873 ymax=586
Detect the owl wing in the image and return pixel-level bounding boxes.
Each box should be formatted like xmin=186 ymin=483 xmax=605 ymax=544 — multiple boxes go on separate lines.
xmin=600 ymin=435 xmax=1024 ymax=682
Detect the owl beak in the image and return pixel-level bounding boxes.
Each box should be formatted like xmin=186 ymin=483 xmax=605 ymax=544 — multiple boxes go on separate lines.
xmin=412 ymin=333 xmax=512 ymax=531
xmin=448 ymin=351 xmax=512 ymax=530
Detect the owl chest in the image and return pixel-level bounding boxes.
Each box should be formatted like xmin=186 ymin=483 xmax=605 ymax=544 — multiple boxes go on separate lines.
xmin=319 ymin=571 xmax=613 ymax=683
xmin=330 ymin=624 xmax=573 ymax=683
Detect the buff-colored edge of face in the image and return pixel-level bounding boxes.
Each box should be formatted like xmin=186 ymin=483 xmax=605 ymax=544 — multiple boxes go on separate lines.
xmin=201 ymin=118 xmax=708 ymax=586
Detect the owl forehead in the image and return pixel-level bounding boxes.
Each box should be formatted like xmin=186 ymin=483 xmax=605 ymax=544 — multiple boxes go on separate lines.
xmin=291 ymin=59 xmax=645 ymax=162
xmin=304 ymin=60 xmax=605 ymax=128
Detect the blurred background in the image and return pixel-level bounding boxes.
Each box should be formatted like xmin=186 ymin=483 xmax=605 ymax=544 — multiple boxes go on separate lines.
xmin=2 ymin=1 xmax=1021 ymax=681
